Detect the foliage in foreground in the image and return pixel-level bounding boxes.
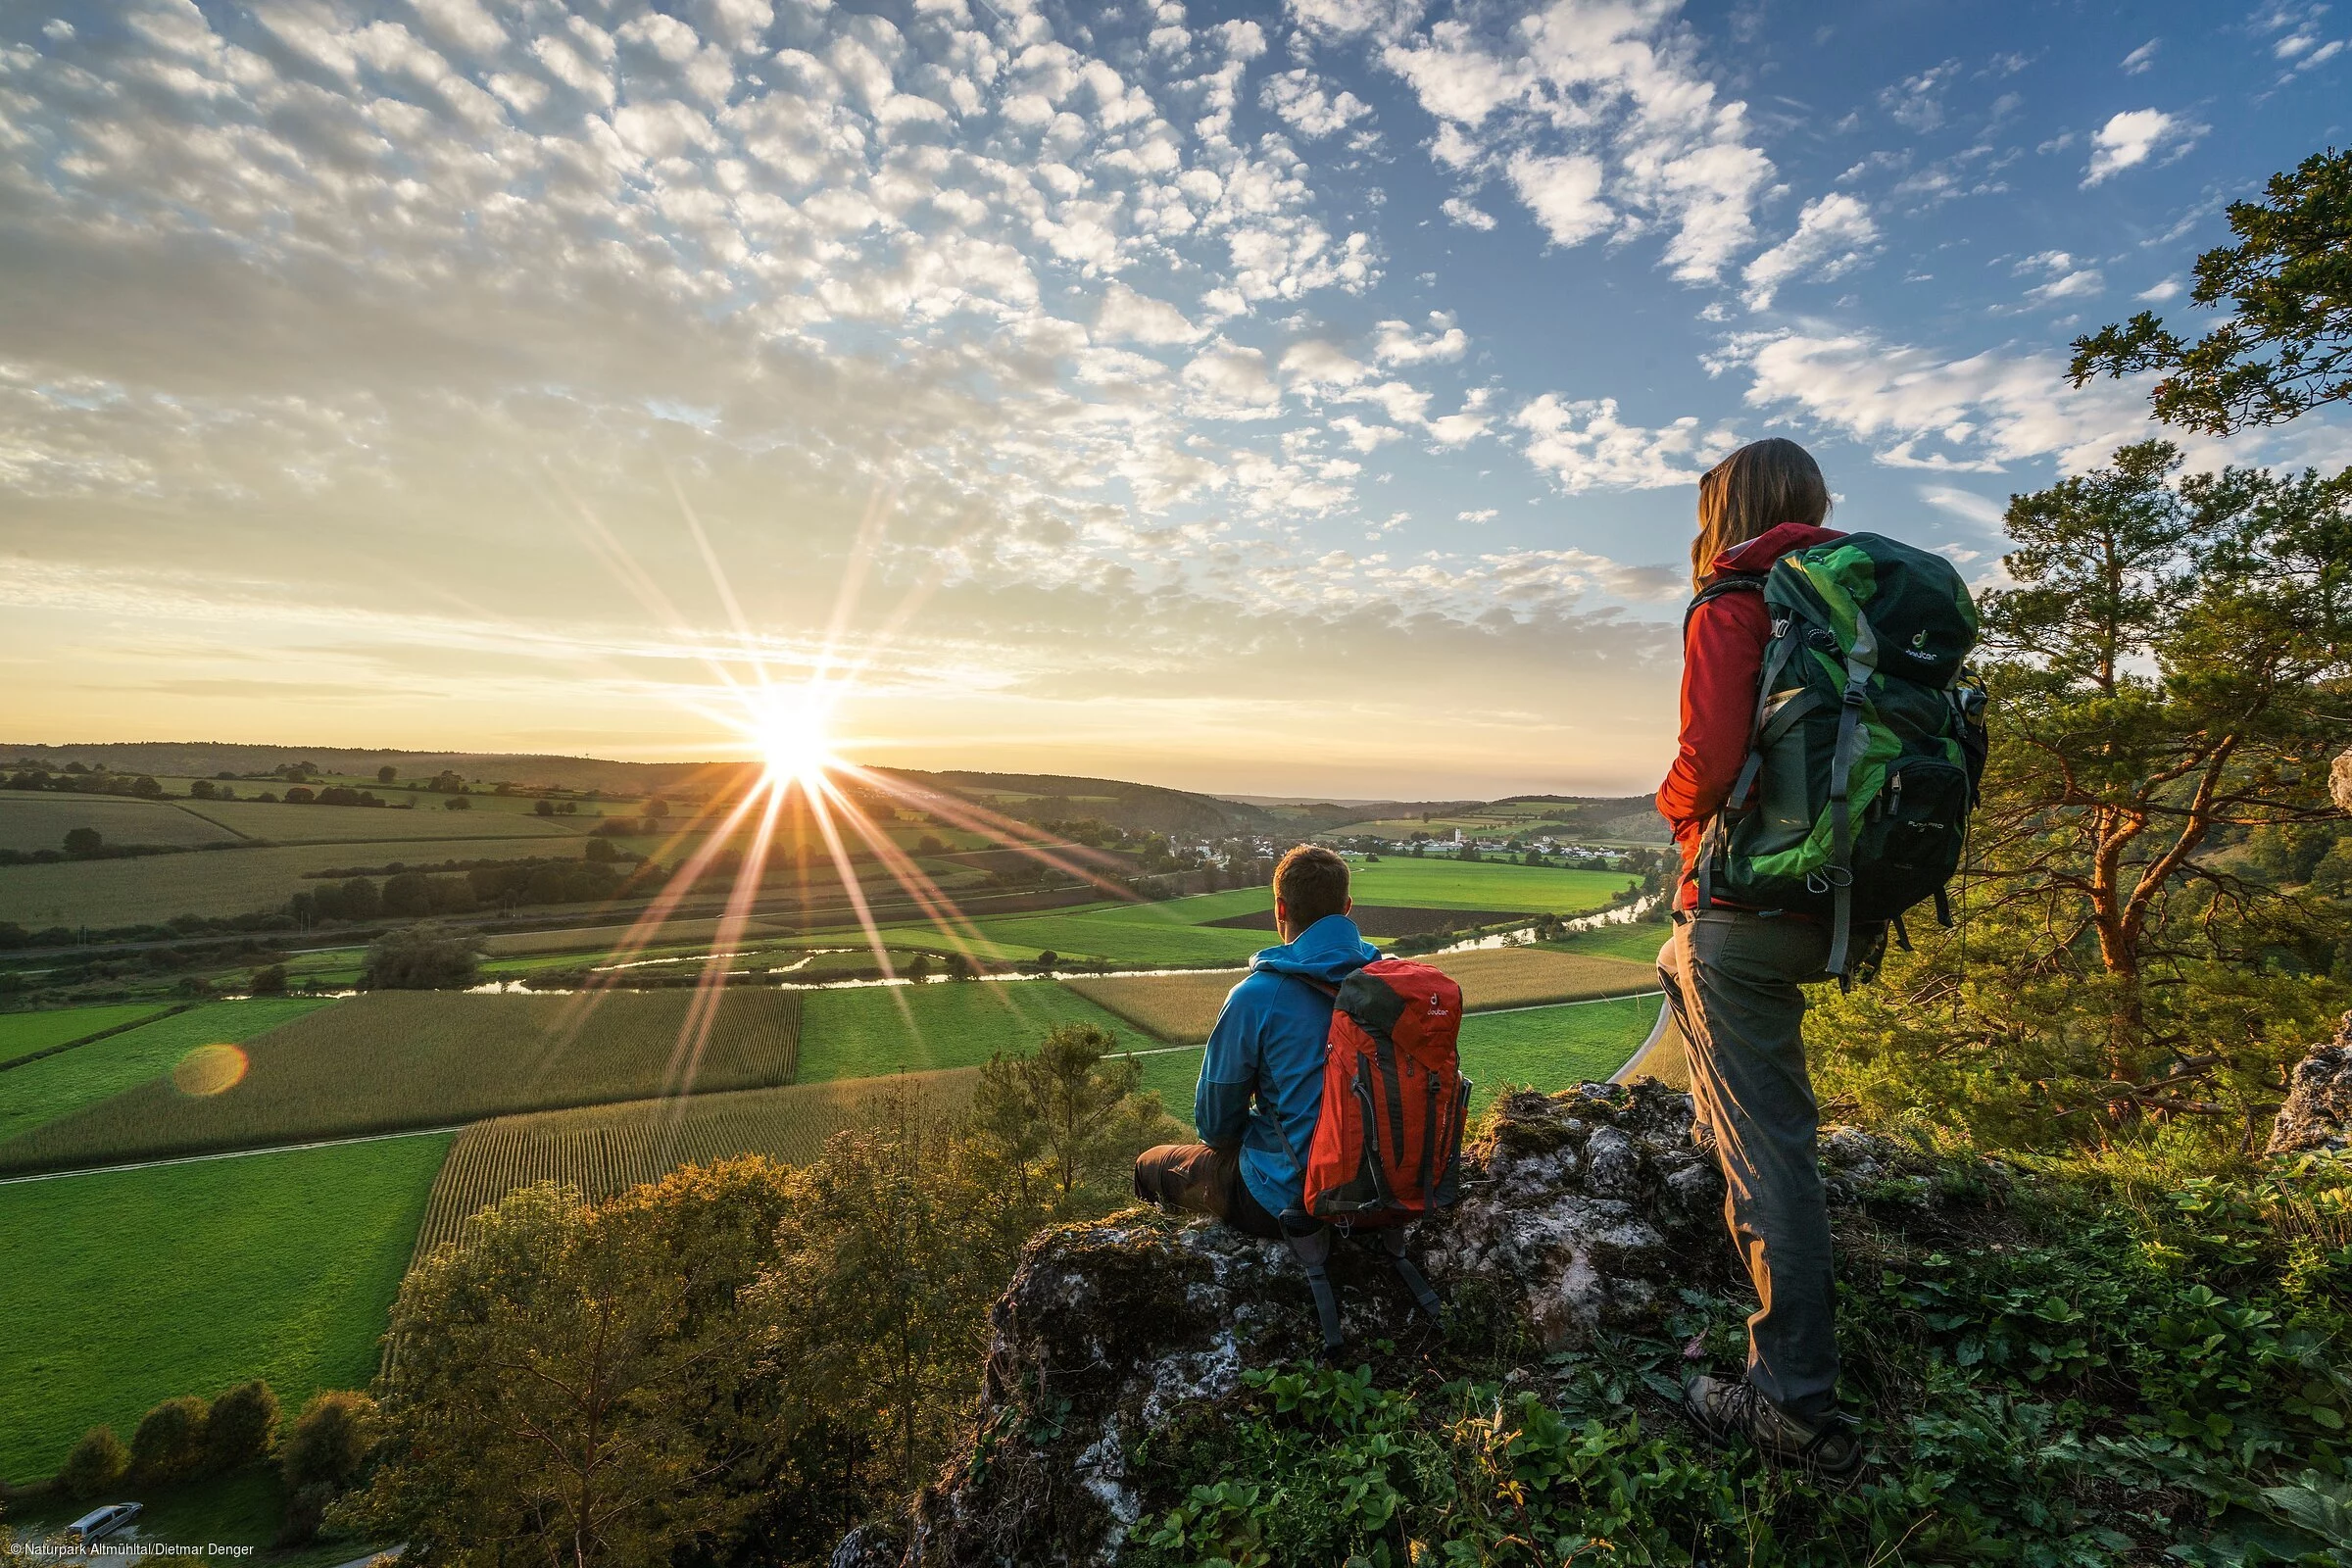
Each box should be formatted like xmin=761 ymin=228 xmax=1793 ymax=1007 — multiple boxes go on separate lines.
xmin=1126 ymin=1150 xmax=2352 ymax=1567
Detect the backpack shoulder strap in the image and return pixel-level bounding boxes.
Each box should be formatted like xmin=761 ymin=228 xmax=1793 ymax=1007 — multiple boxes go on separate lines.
xmin=1682 ymin=573 xmax=1763 ymax=633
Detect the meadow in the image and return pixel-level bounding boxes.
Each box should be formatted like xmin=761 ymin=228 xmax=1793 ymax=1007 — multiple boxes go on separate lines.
xmin=0 ymin=990 xmax=800 ymax=1172
xmin=0 ymin=1001 xmax=175 ymax=1065
xmin=1344 ymin=860 xmax=1634 ymax=911
xmin=1063 ymin=946 xmax=1656 ymax=1043
xmin=0 ymin=1132 xmax=449 ymax=1484
xmin=795 ymin=981 xmax=1152 ymax=1083
xmin=178 ymin=797 xmax=587 ymax=843
xmin=0 ymin=837 xmax=582 ymax=929
xmin=1551 ymin=919 xmax=1673 ymax=963
xmin=0 ymin=794 xmax=241 ymax=852
xmin=0 ymin=998 xmax=332 ymax=1147
xmin=411 ymin=1069 xmax=982 ymax=1256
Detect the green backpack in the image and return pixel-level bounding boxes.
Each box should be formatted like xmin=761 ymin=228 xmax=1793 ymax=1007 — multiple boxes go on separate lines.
xmin=1692 ymin=532 xmax=1989 ymax=976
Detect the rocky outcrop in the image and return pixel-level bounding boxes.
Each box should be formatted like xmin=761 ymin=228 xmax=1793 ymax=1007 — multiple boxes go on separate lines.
xmin=875 ymin=1081 xmax=1945 ymax=1568
xmin=2271 ymin=1014 xmax=2352 ymax=1155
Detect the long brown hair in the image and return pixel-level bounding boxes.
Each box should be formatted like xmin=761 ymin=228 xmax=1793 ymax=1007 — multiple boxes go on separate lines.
xmin=1691 ymin=438 xmax=1831 ymax=592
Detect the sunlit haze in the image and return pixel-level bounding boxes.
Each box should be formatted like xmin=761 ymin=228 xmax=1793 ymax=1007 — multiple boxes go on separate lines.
xmin=2 ymin=0 xmax=2347 ymax=795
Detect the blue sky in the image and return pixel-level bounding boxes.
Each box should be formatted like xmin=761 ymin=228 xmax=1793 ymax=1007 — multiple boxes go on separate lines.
xmin=0 ymin=0 xmax=2346 ymax=796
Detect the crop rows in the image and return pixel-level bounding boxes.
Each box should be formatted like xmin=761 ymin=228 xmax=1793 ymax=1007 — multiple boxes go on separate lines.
xmin=412 ymin=1069 xmax=979 ymax=1257
xmin=0 ymin=989 xmax=801 ymax=1173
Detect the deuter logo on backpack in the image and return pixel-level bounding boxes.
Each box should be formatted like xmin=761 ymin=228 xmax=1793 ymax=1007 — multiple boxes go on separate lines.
xmin=1689 ymin=532 xmax=1990 ymax=977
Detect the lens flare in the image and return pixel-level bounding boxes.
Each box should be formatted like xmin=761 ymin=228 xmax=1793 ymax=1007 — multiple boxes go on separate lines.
xmin=172 ymin=1043 xmax=248 ymax=1097
xmin=745 ymin=685 xmax=839 ymax=795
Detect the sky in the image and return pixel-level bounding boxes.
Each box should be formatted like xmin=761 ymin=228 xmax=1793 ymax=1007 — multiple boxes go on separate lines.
xmin=0 ymin=0 xmax=2348 ymax=800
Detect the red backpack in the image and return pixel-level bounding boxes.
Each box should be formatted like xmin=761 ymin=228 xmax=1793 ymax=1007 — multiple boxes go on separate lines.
xmin=1288 ymin=958 xmax=1472 ymax=1350
xmin=1303 ymin=957 xmax=1472 ymax=1221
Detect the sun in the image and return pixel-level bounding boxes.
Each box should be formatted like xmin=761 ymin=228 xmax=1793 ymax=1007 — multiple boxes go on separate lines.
xmin=746 ymin=685 xmax=840 ymax=793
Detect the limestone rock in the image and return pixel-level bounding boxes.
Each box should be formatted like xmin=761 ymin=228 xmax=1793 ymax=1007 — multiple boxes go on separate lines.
xmin=870 ymin=1081 xmax=1979 ymax=1568
xmin=2271 ymin=1015 xmax=2352 ymax=1155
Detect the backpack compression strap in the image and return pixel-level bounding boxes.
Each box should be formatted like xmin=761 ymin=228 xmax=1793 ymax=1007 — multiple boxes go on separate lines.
xmin=1822 ymin=611 xmax=1883 ymax=976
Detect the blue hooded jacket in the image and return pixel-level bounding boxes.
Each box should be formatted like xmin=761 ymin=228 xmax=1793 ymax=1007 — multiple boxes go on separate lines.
xmin=1195 ymin=912 xmax=1381 ymax=1219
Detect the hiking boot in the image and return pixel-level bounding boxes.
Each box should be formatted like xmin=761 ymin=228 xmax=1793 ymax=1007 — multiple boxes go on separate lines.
xmin=1680 ymin=1373 xmax=1862 ymax=1479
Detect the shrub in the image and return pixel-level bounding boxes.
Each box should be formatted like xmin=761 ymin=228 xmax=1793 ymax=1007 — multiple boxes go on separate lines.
xmin=282 ymin=1391 xmax=377 ymax=1494
xmin=129 ymin=1396 xmax=208 ymax=1484
xmin=58 ymin=1426 xmax=128 ymax=1500
xmin=250 ymin=963 xmax=288 ymax=996
xmin=358 ymin=922 xmax=481 ymax=990
xmin=204 ymin=1380 xmax=279 ymax=1472
xmin=63 ymin=827 xmax=101 ymax=856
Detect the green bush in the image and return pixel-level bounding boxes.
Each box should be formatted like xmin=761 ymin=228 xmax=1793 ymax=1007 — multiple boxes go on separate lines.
xmin=128 ymin=1396 xmax=208 ymax=1484
xmin=57 ymin=1426 xmax=127 ymax=1499
xmin=204 ymin=1380 xmax=278 ymax=1472
xmin=281 ymin=1391 xmax=376 ymax=1494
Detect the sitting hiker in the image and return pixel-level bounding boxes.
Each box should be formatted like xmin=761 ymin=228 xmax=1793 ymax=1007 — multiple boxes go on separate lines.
xmin=1133 ymin=844 xmax=1375 ymax=1238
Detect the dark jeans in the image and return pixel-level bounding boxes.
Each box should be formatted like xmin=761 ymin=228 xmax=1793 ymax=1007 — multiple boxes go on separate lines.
xmin=1133 ymin=1143 xmax=1283 ymax=1240
xmin=1658 ymin=908 xmax=1840 ymax=1425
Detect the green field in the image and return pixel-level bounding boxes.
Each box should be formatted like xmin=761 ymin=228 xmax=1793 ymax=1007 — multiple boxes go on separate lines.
xmin=0 ymin=1132 xmax=450 ymax=1484
xmin=1345 ymin=860 xmax=1635 ymax=911
xmin=0 ymin=1002 xmax=174 ymax=1063
xmin=0 ymin=795 xmax=241 ymax=852
xmin=0 ymin=838 xmax=599 ymax=928
xmin=0 ymin=999 xmax=332 ymax=1147
xmin=1552 ymin=919 xmax=1673 ymax=964
xmin=1457 ymin=994 xmax=1660 ymax=1093
xmin=178 ymin=797 xmax=588 ymax=842
xmin=797 ymin=982 xmax=1153 ymax=1082
xmin=0 ymin=990 xmax=800 ymax=1172
xmin=1114 ymin=994 xmax=1657 ymax=1136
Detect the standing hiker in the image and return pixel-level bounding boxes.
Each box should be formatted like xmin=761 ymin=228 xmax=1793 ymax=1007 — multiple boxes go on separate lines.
xmin=1654 ymin=437 xmax=1860 ymax=1476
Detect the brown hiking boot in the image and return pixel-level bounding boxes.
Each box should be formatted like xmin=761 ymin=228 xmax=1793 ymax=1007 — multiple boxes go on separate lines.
xmin=1680 ymin=1373 xmax=1862 ymax=1479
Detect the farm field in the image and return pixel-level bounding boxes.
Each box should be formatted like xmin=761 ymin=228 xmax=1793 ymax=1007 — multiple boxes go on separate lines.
xmin=0 ymin=998 xmax=332 ymax=1147
xmin=0 ymin=837 xmax=588 ymax=929
xmin=0 ymin=990 xmax=801 ymax=1173
xmin=177 ymin=798 xmax=588 ymax=842
xmin=1345 ymin=860 xmax=1635 ymax=911
xmin=0 ymin=1132 xmax=449 ymax=1485
xmin=870 ymin=902 xmax=1269 ymax=968
xmin=412 ymin=1069 xmax=982 ymax=1256
xmin=4 ymin=1464 xmax=379 ymax=1566
xmin=1115 ymin=994 xmax=1655 ymax=1134
xmin=1552 ymin=919 xmax=1674 ymax=964
xmin=1063 ymin=946 xmax=1655 ymax=1044
xmin=0 ymin=794 xmax=240 ymax=852
xmin=0 ymin=1001 xmax=174 ymax=1064
xmin=796 ymin=981 xmax=1151 ymax=1083
xmin=1457 ymin=994 xmax=1662 ymax=1095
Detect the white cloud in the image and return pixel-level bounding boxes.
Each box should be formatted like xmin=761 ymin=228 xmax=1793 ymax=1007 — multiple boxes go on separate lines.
xmin=1514 ymin=395 xmax=1740 ymax=492
xmin=2083 ymin=109 xmax=2205 ymax=186
xmin=1713 ymin=328 xmax=2232 ymax=475
xmin=1097 ymin=282 xmax=1204 ymax=345
xmin=1505 ymin=151 xmax=1609 ymax=246
xmin=1441 ymin=195 xmax=1496 ymax=229
xmin=1382 ymin=0 xmax=1776 ymax=283
xmin=1918 ymin=485 xmax=2007 ymax=529
xmin=1260 ymin=69 xmax=1373 ymax=138
xmin=1459 ymin=508 xmax=1497 ymax=522
xmin=2025 ymin=269 xmax=2103 ymax=306
xmin=1878 ymin=60 xmax=1958 ymax=132
xmin=1183 ymin=343 xmax=1285 ymax=416
xmin=2119 ymin=38 xmax=2160 ymax=74
xmin=1373 ymin=314 xmax=1466 ymax=366
xmin=2136 ymin=277 xmax=2183 ymax=302
xmin=1279 ymin=339 xmax=1373 ymax=392
xmin=1740 ymin=192 xmax=1879 ymax=310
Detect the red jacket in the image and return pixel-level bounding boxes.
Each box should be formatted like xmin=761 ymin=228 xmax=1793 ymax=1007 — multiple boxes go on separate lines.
xmin=1657 ymin=522 xmax=1845 ymax=908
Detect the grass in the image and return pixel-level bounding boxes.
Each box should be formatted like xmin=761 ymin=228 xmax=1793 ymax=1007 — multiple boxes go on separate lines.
xmin=0 ymin=794 xmax=241 ymax=852
xmin=1344 ymin=861 xmax=1636 ymax=912
xmin=0 ymin=999 xmax=333 ymax=1147
xmin=1063 ymin=948 xmax=1655 ymax=1045
xmin=1549 ymin=919 xmax=1673 ymax=964
xmin=797 ymin=982 xmax=1152 ymax=1083
xmin=412 ymin=1070 xmax=983 ymax=1257
xmin=0 ymin=838 xmax=586 ymax=928
xmin=0 ymin=1002 xmax=174 ymax=1064
xmin=1454 ymin=994 xmax=1660 ymax=1094
xmin=1110 ymin=994 xmax=1656 ymax=1135
xmin=176 ymin=798 xmax=586 ymax=842
xmin=0 ymin=1132 xmax=450 ymax=1484
xmin=0 ymin=990 xmax=800 ymax=1173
